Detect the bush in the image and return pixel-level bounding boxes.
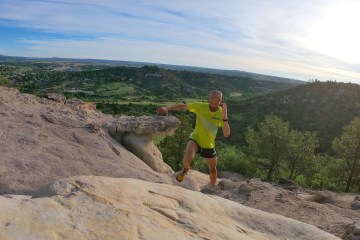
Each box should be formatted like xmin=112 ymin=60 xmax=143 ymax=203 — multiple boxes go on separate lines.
xmin=0 ymin=75 xmax=10 ymax=86
xmin=217 ymin=143 xmax=255 ymax=177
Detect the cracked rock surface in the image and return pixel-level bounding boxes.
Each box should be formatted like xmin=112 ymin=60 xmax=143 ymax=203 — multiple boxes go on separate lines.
xmin=0 ymin=176 xmax=340 ymax=240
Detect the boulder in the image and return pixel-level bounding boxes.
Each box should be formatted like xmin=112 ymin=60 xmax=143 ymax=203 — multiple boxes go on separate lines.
xmin=306 ymin=191 xmax=334 ymax=203
xmin=218 ymin=179 xmax=236 ymax=190
xmin=109 ymin=115 xmax=180 ymax=174
xmin=46 ymin=93 xmax=66 ymax=104
xmin=110 ymin=115 xmax=180 ymax=135
xmin=122 ymin=133 xmax=174 ymax=175
xmin=351 ymin=200 xmax=360 ymax=210
xmin=172 ymin=170 xmax=210 ymax=191
xmin=343 ymin=222 xmax=360 ymax=240
xmin=278 ymin=178 xmax=298 ymax=191
xmin=0 ymin=87 xmax=172 ymax=194
xmin=0 ymin=176 xmax=341 ymax=240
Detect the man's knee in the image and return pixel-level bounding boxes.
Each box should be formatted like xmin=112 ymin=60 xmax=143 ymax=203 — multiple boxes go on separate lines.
xmin=209 ymin=166 xmax=217 ymax=174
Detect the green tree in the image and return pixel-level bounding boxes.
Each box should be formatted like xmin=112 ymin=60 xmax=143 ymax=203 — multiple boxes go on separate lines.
xmin=332 ymin=117 xmax=360 ymax=192
xmin=216 ymin=143 xmax=254 ymax=177
xmin=285 ymin=130 xmax=318 ymax=180
xmin=158 ymin=114 xmax=193 ymax=171
xmin=0 ymin=75 xmax=10 ymax=86
xmin=245 ymin=114 xmax=289 ymax=181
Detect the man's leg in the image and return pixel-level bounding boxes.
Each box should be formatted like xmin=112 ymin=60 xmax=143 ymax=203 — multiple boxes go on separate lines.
xmin=182 ymin=140 xmax=198 ymax=169
xmin=206 ymin=157 xmax=217 ymax=186
xmin=176 ymin=140 xmax=198 ymax=182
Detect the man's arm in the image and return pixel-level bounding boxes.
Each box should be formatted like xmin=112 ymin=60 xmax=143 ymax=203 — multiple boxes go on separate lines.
xmin=221 ymin=102 xmax=230 ymax=137
xmin=156 ymin=103 xmax=187 ymax=116
xmin=222 ymin=121 xmax=230 ymax=137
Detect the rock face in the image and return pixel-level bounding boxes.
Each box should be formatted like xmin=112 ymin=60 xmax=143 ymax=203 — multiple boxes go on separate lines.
xmin=206 ymin=177 xmax=359 ymax=238
xmin=0 ymin=87 xmax=174 ymax=194
xmin=122 ymin=133 xmax=174 ymax=174
xmin=343 ymin=222 xmax=360 ymax=240
xmin=108 ymin=115 xmax=180 ymax=174
xmin=109 ymin=115 xmax=180 ymax=136
xmin=0 ymin=176 xmax=340 ymax=240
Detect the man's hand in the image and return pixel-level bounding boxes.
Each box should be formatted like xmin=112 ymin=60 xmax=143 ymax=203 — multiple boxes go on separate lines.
xmin=156 ymin=107 xmax=168 ymax=116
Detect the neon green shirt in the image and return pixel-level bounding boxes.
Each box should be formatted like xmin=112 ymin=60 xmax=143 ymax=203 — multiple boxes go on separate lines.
xmin=187 ymin=102 xmax=224 ymax=148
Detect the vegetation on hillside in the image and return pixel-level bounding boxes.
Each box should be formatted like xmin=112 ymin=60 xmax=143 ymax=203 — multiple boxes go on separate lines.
xmin=227 ymin=81 xmax=360 ymax=153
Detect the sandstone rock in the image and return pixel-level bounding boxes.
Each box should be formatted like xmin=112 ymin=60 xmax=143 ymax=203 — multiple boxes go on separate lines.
xmin=306 ymin=191 xmax=334 ymax=203
xmin=111 ymin=115 xmax=180 ymax=135
xmin=122 ymin=133 xmax=174 ymax=175
xmin=201 ymin=184 xmax=222 ymax=195
xmin=351 ymin=200 xmax=360 ymax=210
xmin=345 ymin=235 xmax=360 ymax=240
xmin=278 ymin=177 xmax=298 ymax=191
xmin=46 ymin=93 xmax=66 ymax=104
xmin=172 ymin=170 xmax=210 ymax=191
xmin=218 ymin=179 xmax=236 ymax=190
xmin=0 ymin=176 xmax=340 ymax=240
xmin=0 ymin=87 xmax=172 ymax=194
xmin=343 ymin=222 xmax=360 ymax=239
xmin=109 ymin=115 xmax=180 ymax=174
xmin=237 ymin=182 xmax=254 ymax=201
xmin=66 ymin=98 xmax=96 ymax=110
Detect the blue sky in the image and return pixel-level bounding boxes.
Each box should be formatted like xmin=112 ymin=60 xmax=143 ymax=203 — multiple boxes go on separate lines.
xmin=1 ymin=0 xmax=360 ymax=83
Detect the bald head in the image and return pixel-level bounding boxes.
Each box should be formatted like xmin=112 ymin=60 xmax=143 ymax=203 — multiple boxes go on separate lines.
xmin=208 ymin=90 xmax=223 ymax=112
xmin=209 ymin=90 xmax=223 ymax=100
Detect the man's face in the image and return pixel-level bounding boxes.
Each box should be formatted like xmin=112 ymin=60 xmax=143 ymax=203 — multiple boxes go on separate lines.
xmin=209 ymin=95 xmax=222 ymax=112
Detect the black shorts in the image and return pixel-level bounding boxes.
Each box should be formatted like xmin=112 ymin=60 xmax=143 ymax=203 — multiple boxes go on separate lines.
xmin=190 ymin=139 xmax=216 ymax=158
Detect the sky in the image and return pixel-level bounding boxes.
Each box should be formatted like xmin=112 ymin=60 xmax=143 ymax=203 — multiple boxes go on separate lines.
xmin=1 ymin=0 xmax=360 ymax=83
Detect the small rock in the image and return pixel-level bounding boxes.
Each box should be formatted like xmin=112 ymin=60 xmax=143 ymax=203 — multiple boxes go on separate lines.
xmin=306 ymin=191 xmax=334 ymax=203
xmin=46 ymin=93 xmax=66 ymax=104
xmin=201 ymin=185 xmax=221 ymax=195
xmin=278 ymin=178 xmax=298 ymax=191
xmin=218 ymin=179 xmax=235 ymax=190
xmin=351 ymin=200 xmax=360 ymax=210
xmin=343 ymin=222 xmax=360 ymax=239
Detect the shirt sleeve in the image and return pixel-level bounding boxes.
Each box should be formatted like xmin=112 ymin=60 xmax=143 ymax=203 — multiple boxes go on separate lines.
xmin=187 ymin=102 xmax=200 ymax=113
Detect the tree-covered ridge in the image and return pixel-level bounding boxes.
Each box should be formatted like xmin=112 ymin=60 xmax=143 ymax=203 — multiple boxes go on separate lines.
xmin=5 ymin=64 xmax=296 ymax=99
xmin=229 ymin=81 xmax=360 ymax=153
xmin=2 ymin=63 xmax=298 ymax=116
xmin=92 ymin=65 xmax=296 ymax=99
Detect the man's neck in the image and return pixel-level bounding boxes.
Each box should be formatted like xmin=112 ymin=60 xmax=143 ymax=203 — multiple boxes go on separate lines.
xmin=209 ymin=106 xmax=219 ymax=112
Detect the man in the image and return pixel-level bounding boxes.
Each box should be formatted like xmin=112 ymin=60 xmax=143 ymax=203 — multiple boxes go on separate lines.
xmin=156 ymin=90 xmax=230 ymax=186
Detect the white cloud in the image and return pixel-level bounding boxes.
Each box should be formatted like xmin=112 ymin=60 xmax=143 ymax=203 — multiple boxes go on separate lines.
xmin=17 ymin=37 xmax=360 ymax=82
xmin=0 ymin=0 xmax=359 ymax=83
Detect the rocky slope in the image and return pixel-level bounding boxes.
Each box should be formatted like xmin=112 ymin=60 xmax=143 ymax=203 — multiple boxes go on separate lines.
xmin=0 ymin=87 xmax=179 ymax=194
xmin=0 ymin=176 xmax=339 ymax=240
xmin=0 ymin=87 xmax=355 ymax=239
xmin=210 ymin=172 xmax=360 ymax=239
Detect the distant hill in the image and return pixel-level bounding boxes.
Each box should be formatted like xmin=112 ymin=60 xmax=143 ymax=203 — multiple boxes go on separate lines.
xmin=157 ymin=64 xmax=304 ymax=84
xmin=94 ymin=65 xmax=299 ymax=99
xmin=6 ymin=62 xmax=300 ymax=105
xmin=229 ymin=81 xmax=360 ymax=152
xmin=0 ymin=54 xmax=303 ymax=85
